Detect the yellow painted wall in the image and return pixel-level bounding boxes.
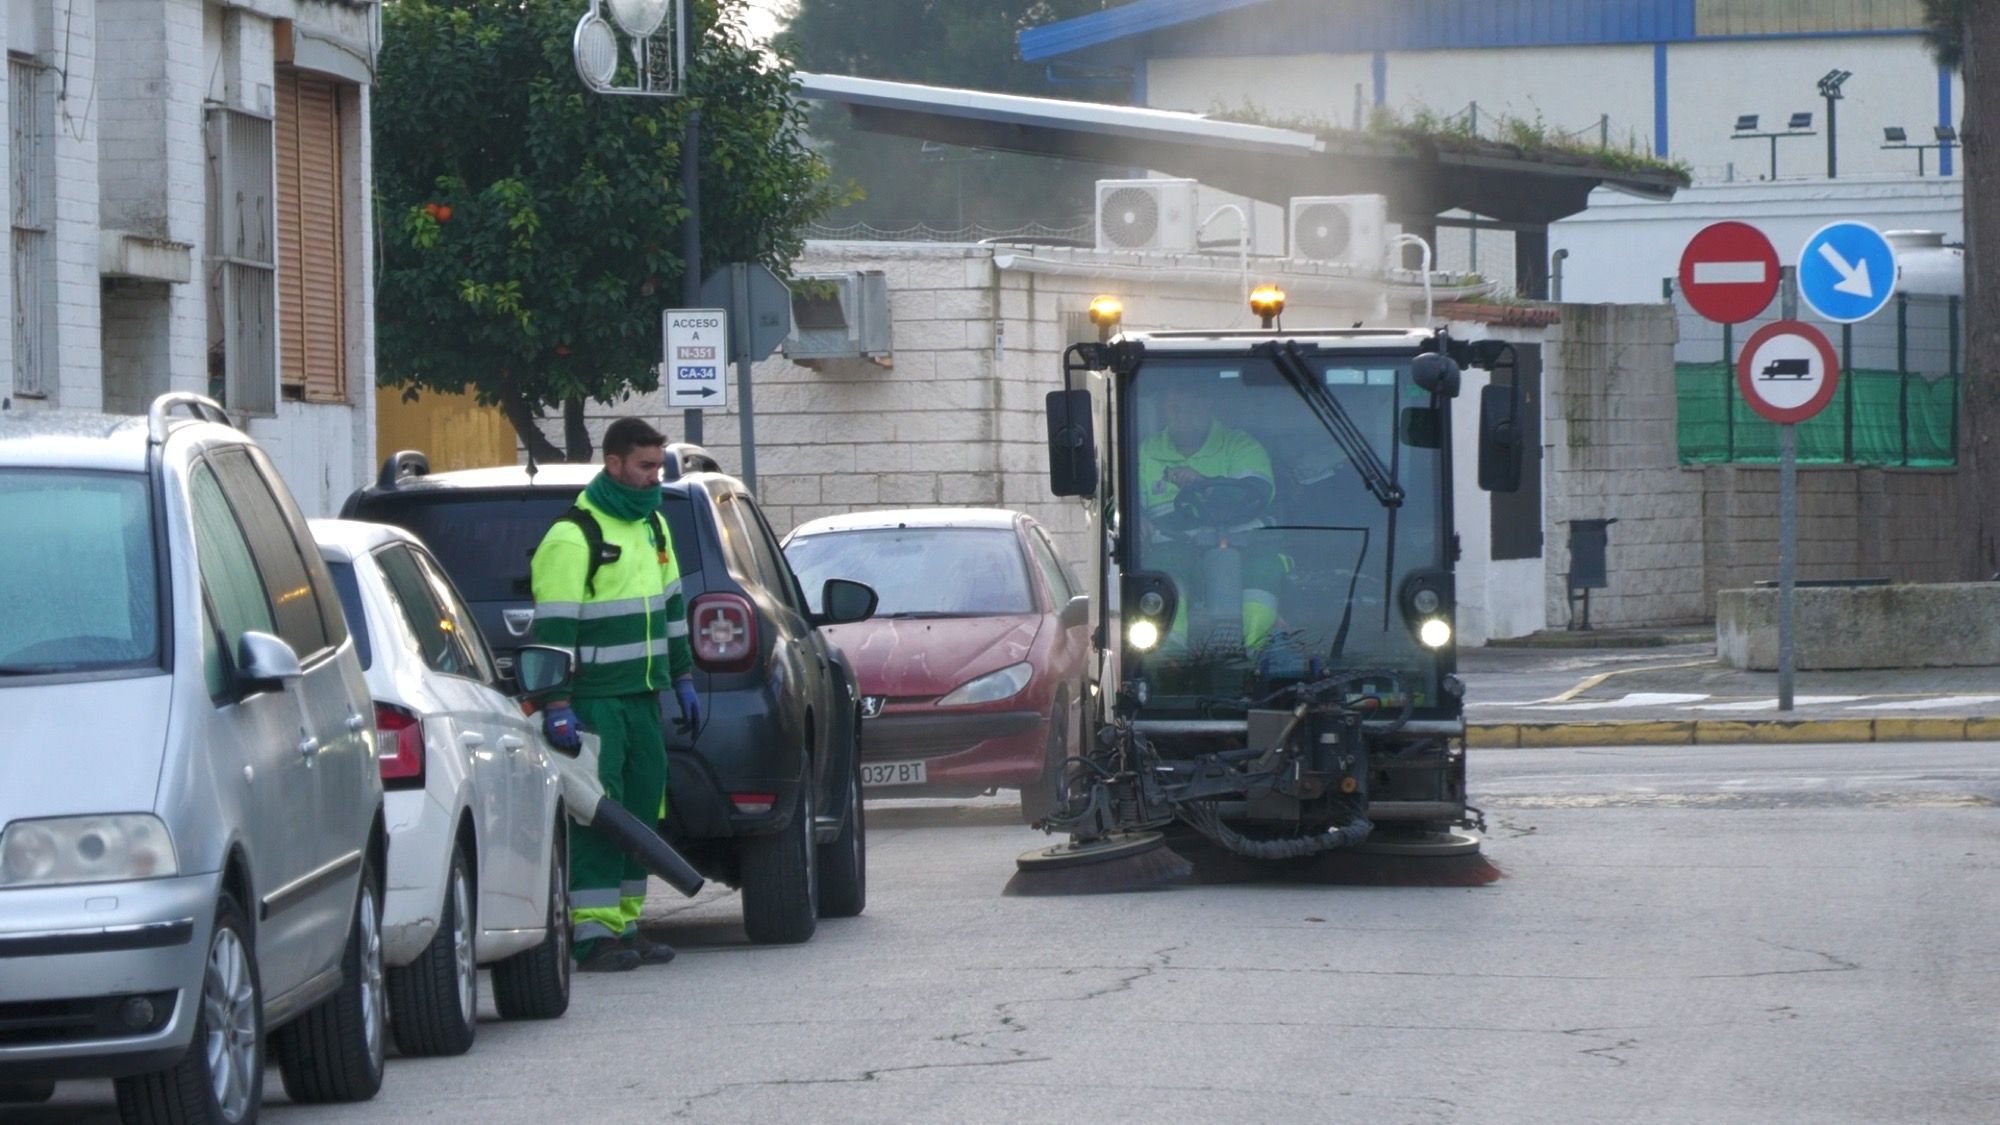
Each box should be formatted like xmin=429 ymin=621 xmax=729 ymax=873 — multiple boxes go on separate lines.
xmin=374 ymin=386 xmax=517 ymax=473
xmin=1695 ymin=0 xmax=1923 ymax=36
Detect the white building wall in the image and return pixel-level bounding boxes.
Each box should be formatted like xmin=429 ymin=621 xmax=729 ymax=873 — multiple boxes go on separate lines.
xmin=49 ymin=0 xmax=102 ymax=412
xmin=1551 ymin=178 xmax=1964 ymax=305
xmin=1145 ymin=36 xmax=1957 ymax=189
xmin=1670 ymin=37 xmax=1959 ymax=183
xmin=2 ymin=0 xmax=375 ymax=515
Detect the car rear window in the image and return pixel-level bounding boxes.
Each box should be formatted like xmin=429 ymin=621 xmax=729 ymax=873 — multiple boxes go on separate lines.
xmin=0 ymin=469 xmax=162 ymax=673
xmin=785 ymin=527 xmax=1032 ymax=617
xmin=323 ymin=559 xmax=374 ymax=670
xmin=349 ymin=490 xmax=700 ymax=603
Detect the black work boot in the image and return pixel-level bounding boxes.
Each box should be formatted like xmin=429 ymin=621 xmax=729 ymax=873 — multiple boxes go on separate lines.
xmin=575 ymin=940 xmax=641 ymax=973
xmin=621 ymin=933 xmax=677 ymax=965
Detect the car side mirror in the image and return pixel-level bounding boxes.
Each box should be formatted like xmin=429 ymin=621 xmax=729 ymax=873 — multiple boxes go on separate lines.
xmin=818 ymin=578 xmax=879 ymax=625
xmin=1046 ymin=389 xmax=1099 ymax=498
xmin=513 ymin=644 xmax=574 ymax=698
xmin=1057 ymin=594 xmax=1089 ymax=630
xmin=237 ymin=631 xmax=304 ymax=691
xmin=1478 ymin=383 xmax=1523 ymax=493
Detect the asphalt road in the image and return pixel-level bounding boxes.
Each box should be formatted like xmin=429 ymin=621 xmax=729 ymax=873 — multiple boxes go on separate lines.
xmin=26 ymin=742 xmax=2000 ymax=1124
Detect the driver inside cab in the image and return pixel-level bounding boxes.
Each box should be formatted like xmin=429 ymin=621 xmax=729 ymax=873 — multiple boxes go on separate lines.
xmin=1138 ymin=381 xmax=1282 ymax=650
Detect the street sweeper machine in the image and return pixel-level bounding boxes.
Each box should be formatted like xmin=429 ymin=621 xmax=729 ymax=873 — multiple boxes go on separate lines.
xmin=1011 ymin=288 xmax=1526 ymax=894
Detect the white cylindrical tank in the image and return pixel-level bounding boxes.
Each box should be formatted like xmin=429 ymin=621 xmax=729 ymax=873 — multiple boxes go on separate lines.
xmin=1887 ymin=230 xmax=1964 ymax=297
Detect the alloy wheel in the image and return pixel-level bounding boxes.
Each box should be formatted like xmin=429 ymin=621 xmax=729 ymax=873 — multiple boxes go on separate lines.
xmin=359 ymin=886 xmax=385 ymax=1072
xmin=203 ymin=926 xmax=259 ymax=1123
xmin=450 ymin=866 xmax=476 ymax=1026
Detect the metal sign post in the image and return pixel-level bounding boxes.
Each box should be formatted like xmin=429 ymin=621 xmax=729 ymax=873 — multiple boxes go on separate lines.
xmin=698 ymin=264 xmax=792 ymax=492
xmin=1736 ymin=307 xmax=1840 ymax=712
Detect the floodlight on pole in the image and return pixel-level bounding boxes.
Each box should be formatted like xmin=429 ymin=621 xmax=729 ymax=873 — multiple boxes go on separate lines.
xmin=607 ymin=0 xmax=670 ymax=38
xmin=1731 ymin=111 xmax=1816 ymax=180
xmin=571 ymin=0 xmax=684 ymax=98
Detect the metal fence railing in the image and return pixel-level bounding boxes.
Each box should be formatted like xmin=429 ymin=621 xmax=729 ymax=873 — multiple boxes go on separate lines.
xmin=1669 ymin=281 xmax=1960 ymax=467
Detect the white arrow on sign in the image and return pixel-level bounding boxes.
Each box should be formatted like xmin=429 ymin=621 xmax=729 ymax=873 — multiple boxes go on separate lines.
xmin=1817 ymin=242 xmax=1874 ymax=298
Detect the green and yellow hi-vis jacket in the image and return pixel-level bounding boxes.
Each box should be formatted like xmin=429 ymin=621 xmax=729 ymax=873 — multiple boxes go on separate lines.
xmin=1137 ymin=422 xmax=1275 ymax=519
xmin=530 ymin=491 xmax=693 ymax=697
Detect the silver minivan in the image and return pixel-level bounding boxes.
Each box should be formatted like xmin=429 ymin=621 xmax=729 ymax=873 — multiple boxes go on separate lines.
xmin=0 ymin=395 xmax=386 ymax=1123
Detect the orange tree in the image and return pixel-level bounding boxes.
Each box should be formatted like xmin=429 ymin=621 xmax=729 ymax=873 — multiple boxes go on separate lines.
xmin=376 ymin=0 xmax=841 ymax=460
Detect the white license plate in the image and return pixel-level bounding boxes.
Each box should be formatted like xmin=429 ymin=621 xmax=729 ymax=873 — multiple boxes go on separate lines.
xmin=861 ymin=760 xmax=927 ymax=787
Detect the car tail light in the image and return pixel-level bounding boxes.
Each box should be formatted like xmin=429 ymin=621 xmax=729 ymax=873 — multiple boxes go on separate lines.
xmin=691 ymin=593 xmax=757 ymax=673
xmin=376 ymin=703 xmax=425 ymax=790
xmin=730 ymin=793 xmax=776 ymax=815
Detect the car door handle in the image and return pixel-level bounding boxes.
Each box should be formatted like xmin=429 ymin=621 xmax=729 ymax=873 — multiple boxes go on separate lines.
xmin=460 ymin=732 xmax=486 ymax=748
xmin=499 ymin=735 xmax=526 ymax=753
xmin=297 ymin=736 xmax=322 ymax=758
xmin=346 ymin=712 xmax=366 ymax=733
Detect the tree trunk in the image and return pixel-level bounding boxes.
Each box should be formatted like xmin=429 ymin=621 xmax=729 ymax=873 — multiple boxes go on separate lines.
xmin=500 ymin=394 xmax=565 ymax=464
xmin=1960 ymin=2 xmax=2000 ymax=578
xmin=563 ymin=397 xmax=593 ymax=462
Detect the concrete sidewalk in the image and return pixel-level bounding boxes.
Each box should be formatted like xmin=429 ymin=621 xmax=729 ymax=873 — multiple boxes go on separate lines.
xmin=1460 ymin=631 xmax=2000 ymax=746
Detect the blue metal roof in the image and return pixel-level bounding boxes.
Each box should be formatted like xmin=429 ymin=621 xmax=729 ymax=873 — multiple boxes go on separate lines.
xmin=1020 ymin=0 xmax=1915 ymax=62
xmin=1017 ymin=0 xmax=1273 ymax=62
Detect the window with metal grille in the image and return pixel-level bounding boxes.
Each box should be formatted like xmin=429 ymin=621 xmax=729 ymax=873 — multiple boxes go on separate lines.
xmin=10 ymin=56 xmax=48 ymax=399
xmin=274 ymin=68 xmax=346 ymax=403
xmin=205 ymin=104 xmax=279 ymax=416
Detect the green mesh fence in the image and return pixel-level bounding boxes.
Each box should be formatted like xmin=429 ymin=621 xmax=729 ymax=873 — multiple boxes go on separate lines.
xmin=1677 ymin=365 xmax=1959 ymax=465
xmin=1674 ymin=292 xmax=1961 ymax=467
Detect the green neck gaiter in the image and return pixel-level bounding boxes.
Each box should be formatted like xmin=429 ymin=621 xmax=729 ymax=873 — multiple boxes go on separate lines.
xmin=584 ymin=471 xmax=662 ymax=523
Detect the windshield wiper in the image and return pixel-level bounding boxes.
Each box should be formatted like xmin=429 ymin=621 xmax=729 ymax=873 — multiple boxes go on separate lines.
xmin=1262 ymin=341 xmax=1403 ymax=508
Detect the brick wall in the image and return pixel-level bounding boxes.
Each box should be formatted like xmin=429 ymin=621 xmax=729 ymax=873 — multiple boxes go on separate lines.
xmin=1699 ymin=465 xmax=1961 ymax=602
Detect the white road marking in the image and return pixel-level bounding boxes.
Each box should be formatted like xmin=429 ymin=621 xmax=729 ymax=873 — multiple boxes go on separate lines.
xmin=1844 ymin=695 xmax=2000 ymax=712
xmin=1685 ymin=696 xmax=1866 ymax=712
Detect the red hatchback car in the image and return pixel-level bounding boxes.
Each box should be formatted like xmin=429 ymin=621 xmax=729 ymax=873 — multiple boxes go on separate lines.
xmin=783 ymin=509 xmax=1090 ymax=822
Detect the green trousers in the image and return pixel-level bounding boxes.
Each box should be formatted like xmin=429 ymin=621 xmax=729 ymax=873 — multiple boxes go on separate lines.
xmin=568 ymin=693 xmax=667 ymax=951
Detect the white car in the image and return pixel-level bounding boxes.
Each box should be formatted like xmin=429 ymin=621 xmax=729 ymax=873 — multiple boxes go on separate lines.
xmin=311 ymin=519 xmax=573 ymax=1057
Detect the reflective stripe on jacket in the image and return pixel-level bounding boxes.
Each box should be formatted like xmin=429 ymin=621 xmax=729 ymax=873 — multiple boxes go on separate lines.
xmin=530 ymin=492 xmax=693 ymax=696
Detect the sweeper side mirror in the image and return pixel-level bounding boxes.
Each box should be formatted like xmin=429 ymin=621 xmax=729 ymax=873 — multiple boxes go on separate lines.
xmin=1046 ymin=389 xmax=1098 ymax=498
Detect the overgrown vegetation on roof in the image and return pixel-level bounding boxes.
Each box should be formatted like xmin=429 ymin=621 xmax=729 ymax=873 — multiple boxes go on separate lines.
xmin=1215 ymin=100 xmax=1694 ymax=186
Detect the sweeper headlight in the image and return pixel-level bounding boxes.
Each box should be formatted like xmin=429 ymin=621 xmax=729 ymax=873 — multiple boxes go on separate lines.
xmin=1399 ymin=568 xmax=1455 ymax=650
xmin=1122 ymin=572 xmax=1177 ymax=654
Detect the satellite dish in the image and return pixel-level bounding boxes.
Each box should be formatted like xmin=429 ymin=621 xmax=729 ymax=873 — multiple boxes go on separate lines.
xmin=573 ymin=13 xmax=618 ymax=91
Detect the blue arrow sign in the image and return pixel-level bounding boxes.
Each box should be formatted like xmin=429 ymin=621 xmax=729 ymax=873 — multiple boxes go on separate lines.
xmin=1797 ymin=221 xmax=1896 ymax=323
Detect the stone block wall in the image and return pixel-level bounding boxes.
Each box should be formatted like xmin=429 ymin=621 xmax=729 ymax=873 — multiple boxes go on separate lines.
xmin=1542 ymin=303 xmax=1708 ymax=628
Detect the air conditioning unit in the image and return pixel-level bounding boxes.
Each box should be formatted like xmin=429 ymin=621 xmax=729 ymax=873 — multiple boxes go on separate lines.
xmin=1289 ymin=194 xmax=1389 ymax=269
xmin=1095 ymin=178 xmax=1199 ymax=253
xmin=783 ymin=270 xmax=893 ymax=364
xmin=1192 ymin=186 xmax=1287 ymax=256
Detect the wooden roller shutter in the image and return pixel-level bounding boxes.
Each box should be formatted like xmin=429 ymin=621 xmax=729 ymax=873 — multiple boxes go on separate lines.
xmin=275 ymin=67 xmax=347 ymax=403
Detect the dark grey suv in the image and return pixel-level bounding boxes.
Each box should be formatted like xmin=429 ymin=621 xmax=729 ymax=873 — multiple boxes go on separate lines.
xmin=341 ymin=448 xmax=874 ymax=944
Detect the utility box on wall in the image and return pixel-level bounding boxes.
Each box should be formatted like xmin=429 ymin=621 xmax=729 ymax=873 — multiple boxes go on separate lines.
xmin=785 ymin=270 xmax=893 ymax=365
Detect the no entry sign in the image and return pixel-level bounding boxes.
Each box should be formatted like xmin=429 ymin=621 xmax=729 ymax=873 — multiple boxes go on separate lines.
xmin=1736 ymin=320 xmax=1840 ymax=424
xmin=1679 ymin=221 xmax=1780 ymax=324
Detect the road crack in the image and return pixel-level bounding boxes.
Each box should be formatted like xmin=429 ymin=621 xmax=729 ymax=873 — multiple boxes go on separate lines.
xmin=1693 ymin=937 xmax=1861 ymax=979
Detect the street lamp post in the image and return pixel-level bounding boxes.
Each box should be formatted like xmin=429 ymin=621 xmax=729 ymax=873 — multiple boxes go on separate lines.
xmin=572 ymin=0 xmax=701 ymax=439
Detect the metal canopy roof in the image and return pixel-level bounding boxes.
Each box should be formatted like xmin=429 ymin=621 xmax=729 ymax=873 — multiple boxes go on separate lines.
xmin=795 ymin=72 xmax=1681 ymax=229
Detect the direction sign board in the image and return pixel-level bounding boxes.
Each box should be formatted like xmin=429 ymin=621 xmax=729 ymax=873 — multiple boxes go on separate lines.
xmin=700 ymin=263 xmax=792 ymax=362
xmin=664 ymin=309 xmax=727 ymax=409
xmin=1736 ymin=320 xmax=1840 ymax=424
xmin=1797 ymin=221 xmax=1896 ymax=323
xmin=1679 ymin=221 xmax=1780 ymax=324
